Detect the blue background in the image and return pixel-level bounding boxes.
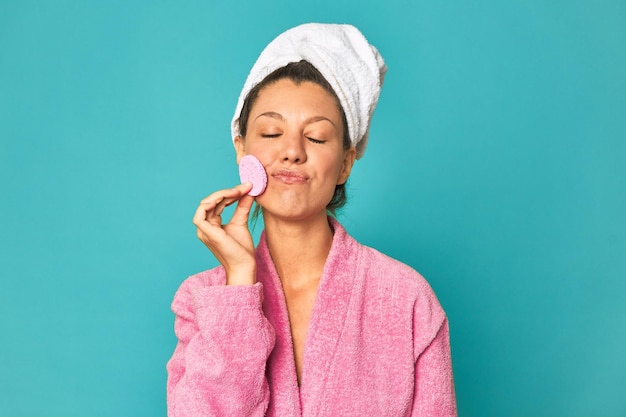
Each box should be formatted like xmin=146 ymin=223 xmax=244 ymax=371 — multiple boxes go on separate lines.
xmin=1 ymin=1 xmax=625 ymax=415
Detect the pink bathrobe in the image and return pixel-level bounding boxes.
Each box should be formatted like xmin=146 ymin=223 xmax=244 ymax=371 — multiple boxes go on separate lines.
xmin=167 ymin=219 xmax=457 ymax=416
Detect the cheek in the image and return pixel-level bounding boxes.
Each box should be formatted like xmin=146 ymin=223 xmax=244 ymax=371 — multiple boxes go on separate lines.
xmin=316 ymin=156 xmax=346 ymax=185
xmin=324 ymin=151 xmax=347 ymax=175
xmin=244 ymin=143 xmax=274 ymax=165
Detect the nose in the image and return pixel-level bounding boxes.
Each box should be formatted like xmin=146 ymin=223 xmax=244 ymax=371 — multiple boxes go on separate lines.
xmin=280 ymin=131 xmax=307 ymax=164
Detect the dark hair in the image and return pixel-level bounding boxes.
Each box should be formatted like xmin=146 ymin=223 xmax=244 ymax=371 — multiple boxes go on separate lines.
xmin=237 ymin=60 xmax=351 ymax=215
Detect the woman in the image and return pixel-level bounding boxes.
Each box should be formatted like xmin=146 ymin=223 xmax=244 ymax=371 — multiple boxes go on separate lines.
xmin=167 ymin=23 xmax=457 ymax=416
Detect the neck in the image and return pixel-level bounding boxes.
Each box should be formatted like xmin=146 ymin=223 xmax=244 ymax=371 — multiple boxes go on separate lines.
xmin=263 ymin=211 xmax=334 ymax=287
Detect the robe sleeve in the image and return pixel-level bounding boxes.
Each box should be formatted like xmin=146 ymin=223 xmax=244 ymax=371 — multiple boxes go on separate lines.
xmin=166 ymin=278 xmax=276 ymax=417
xmin=412 ymin=317 xmax=458 ymax=417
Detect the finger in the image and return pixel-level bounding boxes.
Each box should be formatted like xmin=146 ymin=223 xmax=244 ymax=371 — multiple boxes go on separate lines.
xmin=195 ymin=220 xmax=226 ymax=244
xmin=200 ymin=183 xmax=251 ymax=205
xmin=236 ymin=182 xmax=254 ymax=194
xmin=193 ymin=202 xmax=215 ymax=226
xmin=193 ymin=201 xmax=223 ymax=228
xmin=193 ymin=203 xmax=230 ymax=243
xmin=195 ymin=192 xmax=240 ymax=227
xmin=213 ymin=196 xmax=237 ymax=217
xmin=207 ymin=183 xmax=254 ymax=217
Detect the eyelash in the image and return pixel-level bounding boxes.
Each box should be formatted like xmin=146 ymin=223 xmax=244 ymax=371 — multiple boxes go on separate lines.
xmin=260 ymin=133 xmax=325 ymax=144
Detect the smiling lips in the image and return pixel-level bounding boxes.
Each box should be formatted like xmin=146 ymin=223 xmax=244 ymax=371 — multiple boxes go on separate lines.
xmin=272 ymin=169 xmax=308 ymax=184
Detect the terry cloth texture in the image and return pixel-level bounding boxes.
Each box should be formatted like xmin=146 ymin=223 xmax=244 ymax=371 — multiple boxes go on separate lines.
xmin=231 ymin=23 xmax=387 ymax=159
xmin=167 ymin=219 xmax=457 ymax=416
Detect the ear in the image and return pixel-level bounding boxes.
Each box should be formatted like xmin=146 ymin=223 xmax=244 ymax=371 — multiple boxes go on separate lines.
xmin=337 ymin=147 xmax=357 ymax=185
xmin=234 ymin=136 xmax=246 ymax=164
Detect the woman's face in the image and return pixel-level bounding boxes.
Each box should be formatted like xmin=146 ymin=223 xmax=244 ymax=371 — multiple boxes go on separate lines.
xmin=235 ymin=78 xmax=356 ymax=222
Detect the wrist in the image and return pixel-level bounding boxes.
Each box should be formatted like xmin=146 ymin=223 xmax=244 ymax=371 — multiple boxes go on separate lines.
xmin=226 ymin=265 xmax=257 ymax=286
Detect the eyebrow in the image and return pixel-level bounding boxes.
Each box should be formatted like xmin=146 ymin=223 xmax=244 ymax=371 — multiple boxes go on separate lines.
xmin=255 ymin=111 xmax=284 ymax=122
xmin=255 ymin=112 xmax=337 ymax=128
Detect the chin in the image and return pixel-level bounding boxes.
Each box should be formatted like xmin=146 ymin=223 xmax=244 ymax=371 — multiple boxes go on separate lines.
xmin=260 ymin=202 xmax=327 ymax=223
xmin=257 ymin=190 xmax=333 ymax=222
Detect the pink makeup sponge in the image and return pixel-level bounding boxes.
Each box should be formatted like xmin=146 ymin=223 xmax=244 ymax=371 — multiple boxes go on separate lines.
xmin=238 ymin=155 xmax=267 ymax=196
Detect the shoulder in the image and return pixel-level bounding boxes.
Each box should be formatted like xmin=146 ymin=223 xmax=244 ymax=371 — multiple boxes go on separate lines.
xmin=333 ymin=219 xmax=434 ymax=294
xmin=363 ymin=244 xmax=447 ymax=349
xmin=358 ymin=242 xmax=441 ymax=308
xmin=343 ymin=227 xmax=447 ymax=349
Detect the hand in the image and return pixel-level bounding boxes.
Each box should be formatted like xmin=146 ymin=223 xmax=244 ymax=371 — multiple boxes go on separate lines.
xmin=193 ymin=182 xmax=257 ymax=285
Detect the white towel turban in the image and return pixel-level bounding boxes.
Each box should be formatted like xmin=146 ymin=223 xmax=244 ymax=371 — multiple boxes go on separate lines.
xmin=231 ymin=23 xmax=387 ymax=159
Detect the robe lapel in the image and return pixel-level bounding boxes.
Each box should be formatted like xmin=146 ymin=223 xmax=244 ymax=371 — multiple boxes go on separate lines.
xmin=256 ymin=235 xmax=302 ymax=416
xmin=256 ymin=219 xmax=359 ymax=416
xmin=299 ymin=220 xmax=359 ymax=416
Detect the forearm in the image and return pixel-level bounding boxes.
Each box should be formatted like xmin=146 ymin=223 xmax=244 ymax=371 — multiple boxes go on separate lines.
xmin=167 ymin=283 xmax=275 ymax=417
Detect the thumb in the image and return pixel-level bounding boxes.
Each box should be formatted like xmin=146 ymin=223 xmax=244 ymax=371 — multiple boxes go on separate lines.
xmin=230 ymin=194 xmax=255 ymax=226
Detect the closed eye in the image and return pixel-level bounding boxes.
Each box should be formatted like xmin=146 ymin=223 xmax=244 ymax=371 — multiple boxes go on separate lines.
xmin=307 ymin=137 xmax=326 ymax=144
xmin=261 ymin=133 xmax=281 ymax=138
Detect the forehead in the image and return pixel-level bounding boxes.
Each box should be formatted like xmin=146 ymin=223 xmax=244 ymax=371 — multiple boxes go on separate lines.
xmin=251 ymin=79 xmax=342 ymax=116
